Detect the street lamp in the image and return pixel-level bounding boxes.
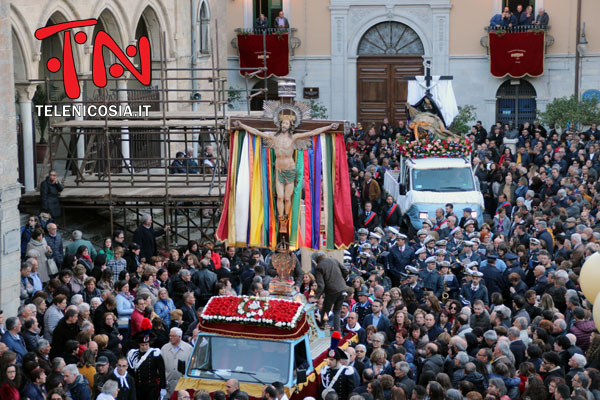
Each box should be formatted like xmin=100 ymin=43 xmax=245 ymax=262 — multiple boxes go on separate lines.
xmin=578 ymin=22 xmax=588 ymax=55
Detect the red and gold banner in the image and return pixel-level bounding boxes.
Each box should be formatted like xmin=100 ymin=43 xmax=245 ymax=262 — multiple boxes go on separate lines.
xmin=237 ymin=33 xmax=290 ymax=78
xmin=489 ymin=31 xmax=545 ymax=78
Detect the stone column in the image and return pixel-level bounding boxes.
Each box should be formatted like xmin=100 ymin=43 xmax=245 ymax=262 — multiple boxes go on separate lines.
xmin=16 ymin=83 xmax=37 ymax=192
xmin=0 ymin=0 xmax=23 ymax=316
xmin=117 ymin=78 xmax=131 ymax=172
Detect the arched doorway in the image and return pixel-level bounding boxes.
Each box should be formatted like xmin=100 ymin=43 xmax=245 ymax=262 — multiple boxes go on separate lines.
xmin=250 ymin=78 xmax=279 ymax=111
xmin=356 ymin=22 xmax=424 ymax=129
xmin=496 ymin=79 xmax=537 ymax=129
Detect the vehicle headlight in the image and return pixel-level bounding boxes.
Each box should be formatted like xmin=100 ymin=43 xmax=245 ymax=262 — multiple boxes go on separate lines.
xmin=419 ymin=212 xmax=428 ymax=219
xmin=471 ymin=211 xmax=478 ymax=218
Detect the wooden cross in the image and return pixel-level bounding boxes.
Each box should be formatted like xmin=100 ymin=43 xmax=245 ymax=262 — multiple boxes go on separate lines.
xmin=404 ymin=60 xmax=453 ymax=97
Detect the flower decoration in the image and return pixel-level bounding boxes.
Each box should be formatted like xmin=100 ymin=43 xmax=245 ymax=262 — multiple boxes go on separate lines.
xmin=396 ymin=137 xmax=472 ymax=159
xmin=201 ymin=296 xmax=304 ymax=329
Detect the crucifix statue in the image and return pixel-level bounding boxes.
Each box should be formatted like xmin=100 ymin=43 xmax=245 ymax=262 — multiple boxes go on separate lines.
xmin=405 ymin=60 xmax=453 ymax=97
xmin=233 ymin=116 xmax=338 ymax=234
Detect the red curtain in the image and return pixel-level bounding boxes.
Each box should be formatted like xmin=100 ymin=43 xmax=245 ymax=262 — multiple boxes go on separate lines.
xmin=238 ymin=33 xmax=290 ymax=78
xmin=489 ymin=31 xmax=545 ymax=78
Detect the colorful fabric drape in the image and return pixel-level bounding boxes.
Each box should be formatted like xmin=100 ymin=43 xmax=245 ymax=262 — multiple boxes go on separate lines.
xmin=216 ymin=130 xmax=353 ymax=250
xmin=489 ymin=31 xmax=545 ymax=78
xmin=237 ymin=33 xmax=290 ymax=78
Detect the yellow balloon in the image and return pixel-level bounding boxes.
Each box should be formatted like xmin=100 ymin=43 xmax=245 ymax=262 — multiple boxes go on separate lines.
xmin=593 ymin=293 xmax=600 ymax=331
xmin=580 ymin=252 xmax=600 ymax=303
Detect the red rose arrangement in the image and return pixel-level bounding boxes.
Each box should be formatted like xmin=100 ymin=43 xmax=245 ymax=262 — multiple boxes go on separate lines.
xmin=397 ymin=137 xmax=472 ymax=159
xmin=201 ymin=296 xmax=304 ymax=329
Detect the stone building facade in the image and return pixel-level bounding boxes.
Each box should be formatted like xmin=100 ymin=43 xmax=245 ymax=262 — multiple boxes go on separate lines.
xmin=226 ymin=0 xmax=600 ymax=128
xmin=9 ymin=0 xmax=227 ymax=192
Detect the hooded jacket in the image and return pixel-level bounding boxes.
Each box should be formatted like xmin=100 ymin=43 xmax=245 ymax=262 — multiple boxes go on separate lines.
xmin=571 ymin=319 xmax=596 ymax=352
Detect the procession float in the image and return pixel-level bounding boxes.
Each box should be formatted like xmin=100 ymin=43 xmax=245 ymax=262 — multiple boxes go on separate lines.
xmin=175 ymin=79 xmax=356 ymax=399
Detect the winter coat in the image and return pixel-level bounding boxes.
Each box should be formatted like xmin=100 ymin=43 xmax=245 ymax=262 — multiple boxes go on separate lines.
xmin=40 ymin=177 xmax=64 ymax=217
xmin=21 ymin=225 xmax=35 ymax=257
xmin=571 ymin=320 xmax=596 ymax=352
xmin=67 ymin=374 xmax=91 ymax=400
xmin=26 ymin=239 xmax=51 ymax=283
xmin=314 ymin=257 xmax=348 ymax=297
xmin=45 ymin=232 xmax=64 ymax=266
xmin=154 ymin=298 xmax=176 ymax=326
xmin=43 ymin=304 xmax=64 ymax=340
xmin=133 ymin=225 xmax=165 ymax=261
xmin=421 ymin=353 xmax=444 ymax=376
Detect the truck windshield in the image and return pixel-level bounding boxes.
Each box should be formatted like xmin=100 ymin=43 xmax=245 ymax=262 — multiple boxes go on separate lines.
xmin=411 ymin=168 xmax=475 ymax=192
xmin=189 ymin=336 xmax=291 ymax=385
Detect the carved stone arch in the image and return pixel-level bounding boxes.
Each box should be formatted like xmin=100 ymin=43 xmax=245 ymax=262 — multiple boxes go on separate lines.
xmin=198 ymin=0 xmax=211 ymax=55
xmin=12 ymin=29 xmax=28 ymax=81
xmin=38 ymin=11 xmax=85 ymax=97
xmin=357 ymin=21 xmax=424 ymax=56
xmin=9 ymin=5 xmax=35 ymax=80
xmin=90 ymin=2 xmax=131 ymax=46
xmin=349 ymin=15 xmax=431 ymax=60
xmin=132 ymin=1 xmax=173 ymax=59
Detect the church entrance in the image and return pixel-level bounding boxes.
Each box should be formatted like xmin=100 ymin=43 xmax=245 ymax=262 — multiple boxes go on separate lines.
xmin=356 ymin=22 xmax=425 ymax=129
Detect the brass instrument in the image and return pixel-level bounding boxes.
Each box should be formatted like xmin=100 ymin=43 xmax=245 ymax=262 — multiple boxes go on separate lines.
xmin=442 ymin=278 xmax=449 ymax=301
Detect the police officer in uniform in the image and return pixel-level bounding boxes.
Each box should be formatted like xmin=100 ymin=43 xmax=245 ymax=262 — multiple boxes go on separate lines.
xmin=446 ymin=227 xmax=464 ymax=257
xmin=126 ymin=318 xmax=167 ymax=400
xmin=403 ymin=266 xmax=424 ymax=302
xmin=420 ymin=256 xmax=444 ymax=299
xmin=320 ymin=333 xmax=355 ymax=400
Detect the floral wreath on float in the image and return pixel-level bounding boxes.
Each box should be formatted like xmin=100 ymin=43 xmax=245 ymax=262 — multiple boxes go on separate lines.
xmin=237 ymin=297 xmax=268 ymax=318
xmin=201 ymin=295 xmax=305 ymax=329
xmin=396 ymin=137 xmax=473 ymax=159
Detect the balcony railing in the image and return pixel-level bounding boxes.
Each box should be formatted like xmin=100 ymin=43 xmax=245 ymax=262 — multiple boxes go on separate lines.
xmin=481 ymin=25 xmax=554 ymax=49
xmin=232 ymin=27 xmax=301 ymax=56
xmin=485 ymin=24 xmax=550 ymax=33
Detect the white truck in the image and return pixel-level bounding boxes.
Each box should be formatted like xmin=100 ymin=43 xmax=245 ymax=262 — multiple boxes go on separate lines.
xmin=384 ymin=156 xmax=484 ymax=234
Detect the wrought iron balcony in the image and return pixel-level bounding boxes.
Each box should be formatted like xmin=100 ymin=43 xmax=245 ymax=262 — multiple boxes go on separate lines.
xmin=231 ymin=28 xmax=301 ymax=56
xmin=481 ymin=25 xmax=554 ymax=49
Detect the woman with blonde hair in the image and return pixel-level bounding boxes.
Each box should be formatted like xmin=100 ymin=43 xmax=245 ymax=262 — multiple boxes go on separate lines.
xmin=369 ymin=348 xmax=389 ymax=377
xmin=540 ymin=293 xmax=559 ymax=314
xmin=352 ymin=277 xmax=366 ymax=302
xmin=154 ymin=287 xmax=176 ymax=326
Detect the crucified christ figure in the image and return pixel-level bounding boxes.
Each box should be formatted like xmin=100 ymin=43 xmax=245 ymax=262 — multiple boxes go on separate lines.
xmin=233 ymin=119 xmax=338 ymax=233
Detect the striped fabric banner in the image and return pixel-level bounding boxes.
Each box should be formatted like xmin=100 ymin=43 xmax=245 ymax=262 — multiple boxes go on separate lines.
xmin=216 ymin=130 xmax=353 ymax=250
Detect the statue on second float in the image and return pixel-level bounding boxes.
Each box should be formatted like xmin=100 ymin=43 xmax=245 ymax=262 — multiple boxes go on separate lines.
xmin=233 ymin=108 xmax=338 ymax=234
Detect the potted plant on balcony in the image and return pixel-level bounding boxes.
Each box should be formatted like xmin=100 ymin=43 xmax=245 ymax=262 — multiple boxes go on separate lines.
xmin=32 ymin=85 xmax=49 ymax=163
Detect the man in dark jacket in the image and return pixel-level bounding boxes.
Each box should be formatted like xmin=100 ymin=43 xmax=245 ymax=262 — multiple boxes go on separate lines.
xmin=388 ymin=233 xmax=413 ymax=287
xmin=64 ymin=364 xmax=91 ymax=400
xmin=40 ymin=170 xmax=63 ymax=218
xmin=382 ymin=195 xmax=401 ymax=227
xmin=50 ymin=309 xmax=81 ymax=359
xmin=133 ymin=214 xmax=170 ymax=262
xmin=22 ymin=317 xmax=41 ymax=353
xmin=421 ymin=343 xmax=444 ymax=376
xmin=480 ymin=255 xmax=505 ymax=298
xmin=92 ymin=356 xmax=114 ymax=398
xmin=45 ymin=223 xmax=64 ymax=266
xmin=108 ymin=357 xmax=136 ymax=400
xmin=313 ymin=252 xmax=348 ymax=333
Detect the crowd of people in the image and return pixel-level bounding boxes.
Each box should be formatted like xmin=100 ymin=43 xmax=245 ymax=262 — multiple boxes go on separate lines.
xmin=489 ymin=5 xmax=549 ymax=29
xmin=2 ymin=110 xmax=600 ymax=400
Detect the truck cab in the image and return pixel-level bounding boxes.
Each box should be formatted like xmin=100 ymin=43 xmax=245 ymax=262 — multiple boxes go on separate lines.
xmin=175 ymin=295 xmax=356 ymax=400
xmin=385 ymin=156 xmax=484 ymax=231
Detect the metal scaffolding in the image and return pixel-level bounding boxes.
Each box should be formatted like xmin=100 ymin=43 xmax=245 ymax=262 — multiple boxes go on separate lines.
xmin=21 ymin=25 xmax=272 ymax=246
